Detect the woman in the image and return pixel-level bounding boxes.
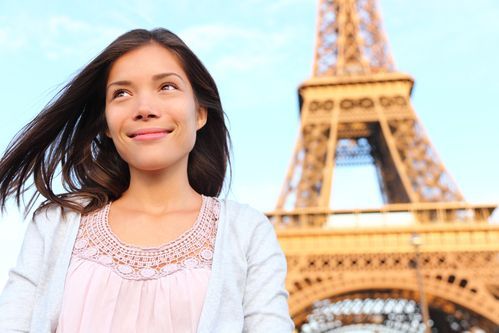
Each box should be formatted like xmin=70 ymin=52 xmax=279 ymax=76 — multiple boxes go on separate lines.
xmin=0 ymin=28 xmax=293 ymax=333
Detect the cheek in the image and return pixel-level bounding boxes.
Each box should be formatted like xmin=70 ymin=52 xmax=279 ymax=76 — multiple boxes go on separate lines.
xmin=103 ymin=110 xmax=130 ymax=160
xmin=104 ymin=108 xmax=121 ymax=137
xmin=172 ymin=102 xmax=200 ymax=129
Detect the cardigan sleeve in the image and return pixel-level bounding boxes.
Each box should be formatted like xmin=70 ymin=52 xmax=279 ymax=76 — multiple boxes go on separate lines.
xmin=242 ymin=210 xmax=295 ymax=332
xmin=0 ymin=211 xmax=47 ymax=332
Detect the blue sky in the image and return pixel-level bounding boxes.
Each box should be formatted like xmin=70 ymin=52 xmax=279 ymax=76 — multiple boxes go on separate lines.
xmin=1 ymin=0 xmax=498 ymax=283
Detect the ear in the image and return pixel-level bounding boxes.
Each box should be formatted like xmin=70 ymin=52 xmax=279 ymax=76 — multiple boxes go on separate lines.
xmin=196 ymin=106 xmax=208 ymax=130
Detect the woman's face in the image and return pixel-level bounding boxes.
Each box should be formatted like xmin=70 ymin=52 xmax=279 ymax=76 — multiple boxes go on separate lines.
xmin=104 ymin=42 xmax=207 ymax=174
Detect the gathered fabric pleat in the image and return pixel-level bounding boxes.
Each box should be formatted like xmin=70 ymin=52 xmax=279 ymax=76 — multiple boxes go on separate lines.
xmin=57 ymin=257 xmax=211 ymax=333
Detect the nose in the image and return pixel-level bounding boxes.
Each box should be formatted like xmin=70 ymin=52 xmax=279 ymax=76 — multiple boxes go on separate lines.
xmin=133 ymin=97 xmax=160 ymax=121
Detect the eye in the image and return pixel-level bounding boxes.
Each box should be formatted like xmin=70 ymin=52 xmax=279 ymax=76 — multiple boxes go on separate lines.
xmin=161 ymin=83 xmax=177 ymax=91
xmin=112 ymin=89 xmax=130 ymax=99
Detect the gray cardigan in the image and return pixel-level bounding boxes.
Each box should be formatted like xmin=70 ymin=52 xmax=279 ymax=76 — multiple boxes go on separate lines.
xmin=0 ymin=199 xmax=294 ymax=333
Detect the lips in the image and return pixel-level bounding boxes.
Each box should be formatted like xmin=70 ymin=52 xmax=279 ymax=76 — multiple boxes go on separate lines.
xmin=128 ymin=128 xmax=173 ymax=140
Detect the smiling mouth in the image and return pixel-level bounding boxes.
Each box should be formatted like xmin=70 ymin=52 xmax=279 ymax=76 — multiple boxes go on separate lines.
xmin=129 ymin=128 xmax=173 ymax=140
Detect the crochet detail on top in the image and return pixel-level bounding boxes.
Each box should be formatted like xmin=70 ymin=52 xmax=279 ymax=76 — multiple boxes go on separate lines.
xmin=71 ymin=195 xmax=219 ymax=280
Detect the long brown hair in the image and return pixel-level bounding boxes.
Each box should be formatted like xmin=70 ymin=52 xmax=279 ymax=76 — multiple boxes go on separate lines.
xmin=0 ymin=28 xmax=231 ymax=214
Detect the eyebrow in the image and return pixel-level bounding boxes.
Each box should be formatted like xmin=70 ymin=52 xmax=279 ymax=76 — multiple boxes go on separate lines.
xmin=106 ymin=72 xmax=185 ymax=90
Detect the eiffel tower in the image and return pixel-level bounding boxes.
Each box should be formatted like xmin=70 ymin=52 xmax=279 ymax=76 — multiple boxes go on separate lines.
xmin=267 ymin=0 xmax=499 ymax=332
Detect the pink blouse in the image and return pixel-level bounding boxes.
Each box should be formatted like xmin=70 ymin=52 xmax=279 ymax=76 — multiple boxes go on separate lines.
xmin=56 ymin=196 xmax=219 ymax=333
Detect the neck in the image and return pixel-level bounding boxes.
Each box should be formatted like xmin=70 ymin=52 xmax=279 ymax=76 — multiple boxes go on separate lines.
xmin=119 ymin=157 xmax=201 ymax=212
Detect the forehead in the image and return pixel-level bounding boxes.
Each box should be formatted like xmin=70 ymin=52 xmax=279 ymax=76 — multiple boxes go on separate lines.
xmin=107 ymin=42 xmax=187 ymax=82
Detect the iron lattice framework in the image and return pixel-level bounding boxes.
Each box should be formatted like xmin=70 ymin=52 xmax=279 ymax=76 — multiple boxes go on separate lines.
xmin=277 ymin=0 xmax=464 ymax=210
xmin=268 ymin=0 xmax=499 ymax=331
xmin=314 ymin=0 xmax=394 ymax=77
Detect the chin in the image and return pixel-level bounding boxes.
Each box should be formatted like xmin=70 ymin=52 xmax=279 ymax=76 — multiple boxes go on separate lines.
xmin=129 ymin=156 xmax=187 ymax=173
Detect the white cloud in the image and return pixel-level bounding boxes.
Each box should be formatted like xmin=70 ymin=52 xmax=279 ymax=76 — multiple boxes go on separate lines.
xmin=48 ymin=16 xmax=91 ymax=34
xmin=214 ymin=53 xmax=269 ymax=72
xmin=0 ymin=14 xmax=123 ymax=60
xmin=179 ymin=25 xmax=264 ymax=53
xmin=244 ymin=0 xmax=310 ymax=13
xmin=179 ymin=23 xmax=296 ymax=74
xmin=266 ymin=0 xmax=311 ymax=12
xmin=0 ymin=26 xmax=26 ymax=51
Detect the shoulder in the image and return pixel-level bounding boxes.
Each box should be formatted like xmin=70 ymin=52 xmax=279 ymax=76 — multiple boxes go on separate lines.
xmin=11 ymin=201 xmax=82 ymax=270
xmin=30 ymin=200 xmax=82 ymax=237
xmin=220 ymin=198 xmax=269 ymax=223
xmin=218 ymin=198 xmax=274 ymax=240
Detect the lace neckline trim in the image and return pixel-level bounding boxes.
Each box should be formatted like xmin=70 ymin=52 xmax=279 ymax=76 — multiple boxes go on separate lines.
xmin=103 ymin=195 xmax=208 ymax=251
xmin=71 ymin=196 xmax=220 ymax=280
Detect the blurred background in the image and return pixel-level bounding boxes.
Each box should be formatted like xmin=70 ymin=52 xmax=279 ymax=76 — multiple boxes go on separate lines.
xmin=1 ymin=0 xmax=498 ymax=325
